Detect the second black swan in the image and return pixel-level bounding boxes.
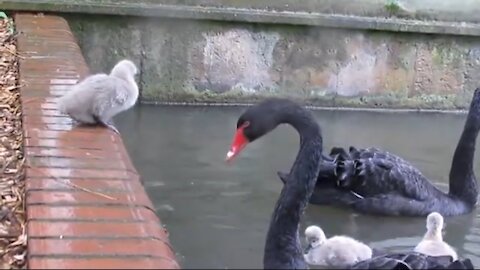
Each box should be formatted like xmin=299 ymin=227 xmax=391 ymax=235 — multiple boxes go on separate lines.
xmin=225 ymin=98 xmax=473 ymax=269
xmin=277 ymin=88 xmax=480 ymax=216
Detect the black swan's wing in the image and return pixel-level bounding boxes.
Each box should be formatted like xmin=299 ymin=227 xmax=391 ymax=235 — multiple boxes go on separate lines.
xmin=277 ymin=170 xmax=366 ymax=208
xmin=350 ymin=252 xmax=474 ymax=270
xmin=308 ymin=191 xmax=435 ymax=216
xmin=277 ymin=153 xmax=338 ymax=186
xmin=279 ymin=147 xmax=445 ymax=214
xmin=350 ymin=257 xmax=412 ymax=269
xmin=331 ymin=147 xmax=442 ymax=201
xmin=348 ymin=193 xmax=435 ymax=216
xmin=448 ymin=259 xmax=475 ymax=269
xmin=308 ymin=187 xmax=364 ymax=207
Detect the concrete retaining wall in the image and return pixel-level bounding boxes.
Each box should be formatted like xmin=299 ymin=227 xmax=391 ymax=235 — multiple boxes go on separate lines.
xmin=6 ymin=0 xmax=480 ymax=109
xmin=68 ymin=14 xmax=480 ymax=110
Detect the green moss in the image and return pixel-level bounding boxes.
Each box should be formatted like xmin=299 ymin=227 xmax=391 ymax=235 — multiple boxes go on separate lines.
xmin=384 ymin=0 xmax=400 ymax=16
xmin=140 ymin=85 xmax=468 ymax=110
xmin=431 ymin=46 xmax=463 ymax=66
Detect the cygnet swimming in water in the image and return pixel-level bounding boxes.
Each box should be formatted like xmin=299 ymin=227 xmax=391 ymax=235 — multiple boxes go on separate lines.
xmin=303 ymin=225 xmax=373 ymax=268
xmin=58 ymin=59 xmax=139 ymax=134
xmin=414 ymin=212 xmax=458 ymax=260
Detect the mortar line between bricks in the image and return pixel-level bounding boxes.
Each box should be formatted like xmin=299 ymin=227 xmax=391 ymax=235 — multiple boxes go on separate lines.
xmin=29 ymin=236 xmax=177 ymax=253
xmin=23 ymin=135 xmax=117 ymax=140
xmin=27 ymin=166 xmax=137 ymax=174
xmin=25 ymin=140 xmax=117 ymax=144
xmin=26 ymin=189 xmax=144 ymax=195
xmin=25 ymin=146 xmax=123 ymax=151
xmin=29 ymin=254 xmax=177 ymax=261
xmin=27 ymin=165 xmax=136 ymax=173
xmin=25 ymin=155 xmax=125 ymax=161
xmin=25 ymin=149 xmax=121 ymax=153
xmin=24 ymin=135 xmax=120 ymax=140
xmin=30 ymin=235 xmax=169 ymax=241
xmin=25 ymin=144 xmax=118 ymax=149
xmin=26 ymin=187 xmax=139 ymax=192
xmin=29 ymin=129 xmax=117 ymax=134
xmin=26 ymin=202 xmax=157 ymax=212
xmin=26 ymin=175 xmax=134 ymax=180
xmin=26 ymin=164 xmax=134 ymax=170
xmin=26 ymin=204 xmax=160 ymax=214
xmin=29 ymin=218 xmax=150 ymax=223
xmin=25 ymin=145 xmax=121 ymax=151
xmin=26 ymin=188 xmax=140 ymax=193
xmin=26 ymin=176 xmax=138 ymax=181
xmin=29 ymin=255 xmax=181 ymax=268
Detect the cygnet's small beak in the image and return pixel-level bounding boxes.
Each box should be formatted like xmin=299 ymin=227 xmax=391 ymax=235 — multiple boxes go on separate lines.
xmin=304 ymin=243 xmax=313 ymax=254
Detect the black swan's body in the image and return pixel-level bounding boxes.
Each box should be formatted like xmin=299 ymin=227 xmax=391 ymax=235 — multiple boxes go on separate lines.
xmin=226 ymin=98 xmax=473 ymax=269
xmin=351 ymin=252 xmax=474 ymax=270
xmin=278 ymin=89 xmax=480 ymax=216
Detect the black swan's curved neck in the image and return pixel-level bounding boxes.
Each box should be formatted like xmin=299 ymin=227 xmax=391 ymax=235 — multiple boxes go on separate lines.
xmin=263 ymin=104 xmax=323 ymax=269
xmin=449 ymin=95 xmax=480 ymax=207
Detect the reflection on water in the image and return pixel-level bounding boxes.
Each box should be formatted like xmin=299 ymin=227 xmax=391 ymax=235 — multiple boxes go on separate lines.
xmin=116 ymin=105 xmax=480 ymax=269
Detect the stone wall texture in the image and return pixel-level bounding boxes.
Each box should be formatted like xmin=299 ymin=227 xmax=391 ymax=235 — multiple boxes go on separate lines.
xmin=65 ymin=10 xmax=480 ymax=109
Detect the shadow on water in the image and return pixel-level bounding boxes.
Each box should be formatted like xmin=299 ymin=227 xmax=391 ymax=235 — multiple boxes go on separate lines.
xmin=116 ymin=104 xmax=480 ymax=269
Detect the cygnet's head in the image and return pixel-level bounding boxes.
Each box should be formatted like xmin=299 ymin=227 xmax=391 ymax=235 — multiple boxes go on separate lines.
xmin=110 ymin=59 xmax=138 ymax=78
xmin=305 ymin=225 xmax=326 ymax=248
xmin=426 ymin=212 xmax=444 ymax=232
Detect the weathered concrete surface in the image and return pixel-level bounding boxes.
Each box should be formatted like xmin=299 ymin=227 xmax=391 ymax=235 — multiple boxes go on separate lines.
xmin=3 ymin=0 xmax=480 ymax=36
xmin=4 ymin=0 xmax=480 ymax=25
xmin=67 ymin=13 xmax=480 ymax=110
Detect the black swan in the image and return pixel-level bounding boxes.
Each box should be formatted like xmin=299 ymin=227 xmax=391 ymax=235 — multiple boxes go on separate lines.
xmin=277 ymin=88 xmax=480 ymax=216
xmin=58 ymin=59 xmax=139 ymax=134
xmin=225 ymin=98 xmax=473 ymax=269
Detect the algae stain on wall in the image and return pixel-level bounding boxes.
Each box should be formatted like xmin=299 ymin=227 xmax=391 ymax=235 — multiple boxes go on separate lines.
xmin=413 ymin=41 xmax=466 ymax=96
xmin=332 ymin=35 xmax=379 ymax=96
xmin=196 ymin=28 xmax=279 ymax=93
xmin=331 ymin=34 xmax=416 ymax=98
xmin=66 ymin=14 xmax=480 ymax=109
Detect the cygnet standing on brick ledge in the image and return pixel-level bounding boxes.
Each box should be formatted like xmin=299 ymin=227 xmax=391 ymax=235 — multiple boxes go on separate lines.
xmin=58 ymin=59 xmax=139 ymax=134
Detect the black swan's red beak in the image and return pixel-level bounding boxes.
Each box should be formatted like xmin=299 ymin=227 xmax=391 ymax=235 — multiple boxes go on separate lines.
xmin=226 ymin=123 xmax=249 ymax=162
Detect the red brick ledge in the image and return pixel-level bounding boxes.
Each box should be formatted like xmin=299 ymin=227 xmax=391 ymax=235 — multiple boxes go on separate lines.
xmin=14 ymin=13 xmax=180 ymax=269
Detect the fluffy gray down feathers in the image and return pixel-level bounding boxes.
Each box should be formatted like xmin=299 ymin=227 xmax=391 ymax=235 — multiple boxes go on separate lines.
xmin=58 ymin=59 xmax=139 ymax=125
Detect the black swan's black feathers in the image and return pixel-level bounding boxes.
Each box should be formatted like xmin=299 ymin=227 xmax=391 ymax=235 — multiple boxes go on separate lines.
xmin=350 ymin=252 xmax=474 ymax=270
xmin=306 ymin=89 xmax=480 ymax=216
